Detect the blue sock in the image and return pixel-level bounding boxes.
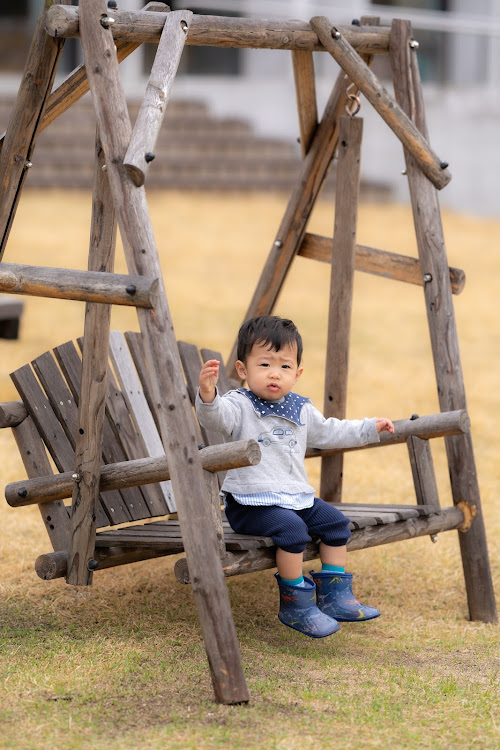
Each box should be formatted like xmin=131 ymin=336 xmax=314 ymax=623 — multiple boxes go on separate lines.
xmin=322 ymin=564 xmax=345 ymax=574
xmin=281 ymin=575 xmax=306 ymax=587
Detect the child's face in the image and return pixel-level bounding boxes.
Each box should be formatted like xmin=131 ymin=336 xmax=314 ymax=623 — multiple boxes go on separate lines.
xmin=235 ymin=341 xmax=303 ymax=402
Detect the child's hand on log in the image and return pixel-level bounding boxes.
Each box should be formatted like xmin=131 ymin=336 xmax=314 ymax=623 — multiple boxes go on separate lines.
xmin=376 ymin=418 xmax=395 ymax=434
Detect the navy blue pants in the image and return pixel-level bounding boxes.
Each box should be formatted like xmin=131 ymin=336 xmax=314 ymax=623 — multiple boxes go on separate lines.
xmin=225 ymin=494 xmax=351 ymax=553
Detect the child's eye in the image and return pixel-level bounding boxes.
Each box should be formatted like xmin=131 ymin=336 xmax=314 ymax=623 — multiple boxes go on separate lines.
xmin=259 ymin=363 xmax=269 ymax=367
xmin=282 ymin=365 xmax=291 ymax=369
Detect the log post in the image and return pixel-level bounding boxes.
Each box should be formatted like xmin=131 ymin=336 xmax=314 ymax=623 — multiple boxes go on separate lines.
xmin=66 ymin=134 xmax=116 ymax=586
xmin=291 ymin=50 xmax=318 ymax=157
xmin=79 ymin=0 xmax=249 ymax=703
xmin=320 ymin=115 xmax=363 ymax=502
xmin=389 ymin=19 xmax=497 ymax=623
xmin=0 ymin=1 xmax=65 ymax=257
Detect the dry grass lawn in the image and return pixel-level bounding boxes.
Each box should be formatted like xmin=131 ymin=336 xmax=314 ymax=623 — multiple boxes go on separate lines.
xmin=0 ymin=189 xmax=499 ymax=749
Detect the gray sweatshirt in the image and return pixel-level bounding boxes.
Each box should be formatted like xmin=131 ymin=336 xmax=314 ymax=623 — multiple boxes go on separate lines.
xmin=195 ymin=388 xmax=380 ymax=499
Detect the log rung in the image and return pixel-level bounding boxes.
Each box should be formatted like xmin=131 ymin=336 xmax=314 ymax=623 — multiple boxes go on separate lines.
xmin=6 ymin=439 xmax=261 ymax=507
xmin=0 ymin=262 xmax=159 ymax=308
xmin=299 ymin=233 xmax=466 ymax=295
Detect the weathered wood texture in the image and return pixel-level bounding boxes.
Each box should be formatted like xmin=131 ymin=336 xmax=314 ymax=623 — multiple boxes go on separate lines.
xmin=390 ymin=19 xmax=497 ymax=623
xmin=13 ymin=415 xmax=70 ymax=552
xmin=0 ymin=1 xmax=65 ymax=258
xmin=321 ymin=115 xmax=363 ymax=503
xmin=0 ymin=4 xmax=170 ymax=155
xmin=124 ymin=10 xmax=192 ymax=186
xmin=79 ymin=0 xmax=248 ymax=703
xmin=407 ymin=435 xmax=440 ymax=509
xmin=35 ymin=503 xmax=465 ymax=582
xmin=298 ymin=233 xmax=465 ymax=294
xmin=6 ymin=439 xmax=261 ymax=507
xmin=0 ymin=263 xmax=158 ymax=308
xmin=174 ymin=504 xmax=466 ymax=583
xmin=45 ymin=6 xmax=391 ymax=53
xmin=310 ymin=16 xmax=451 ymax=190
xmin=0 ymin=400 xmax=27 ymax=428
xmin=66 ymin=136 xmax=116 ymax=586
xmin=292 ymin=50 xmax=318 ymax=157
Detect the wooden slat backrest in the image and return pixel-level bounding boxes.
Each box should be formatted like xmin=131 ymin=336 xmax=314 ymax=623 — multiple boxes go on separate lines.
xmin=54 ymin=340 xmax=157 ymax=521
xmin=108 ymin=331 xmax=176 ymax=513
xmin=10 ymin=362 xmax=111 ymax=527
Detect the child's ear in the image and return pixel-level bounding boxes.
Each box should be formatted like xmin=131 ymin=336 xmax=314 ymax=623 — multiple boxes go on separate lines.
xmin=235 ymin=360 xmax=247 ymax=381
xmin=295 ymin=366 xmax=304 ymax=382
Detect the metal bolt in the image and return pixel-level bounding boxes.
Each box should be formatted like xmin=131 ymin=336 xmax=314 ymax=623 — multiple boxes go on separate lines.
xmin=351 ymin=19 xmax=360 ymax=26
xmin=440 ymin=161 xmax=449 ymax=170
xmin=331 ymin=28 xmax=341 ymax=39
xmin=430 ymin=534 xmax=438 ymax=543
xmin=72 ymin=473 xmax=82 ymax=483
xmin=401 ymin=168 xmax=407 ymax=175
xmin=100 ymin=15 xmax=115 ymax=29
xmin=423 ymin=273 xmax=433 ymax=283
xmin=410 ymin=414 xmax=419 ymax=421
xmin=18 ymin=488 xmax=28 ymax=498
xmin=125 ymin=284 xmax=137 ymax=295
xmin=282 ymin=36 xmax=290 ymax=44
xmin=180 ymin=19 xmax=188 ymax=33
xmin=87 ymin=559 xmax=99 ymax=571
xmin=144 ymin=152 xmax=155 ymax=163
xmin=25 ymin=160 xmax=33 ymax=169
xmin=102 ymin=164 xmax=107 ymax=171
xmin=107 ymin=0 xmax=118 ymax=8
xmin=409 ymin=39 xmax=419 ymax=50
xmin=274 ymin=240 xmax=283 ymax=248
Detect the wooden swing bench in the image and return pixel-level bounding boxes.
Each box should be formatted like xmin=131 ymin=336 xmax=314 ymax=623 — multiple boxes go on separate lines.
xmin=2 ymin=330 xmax=472 ymax=584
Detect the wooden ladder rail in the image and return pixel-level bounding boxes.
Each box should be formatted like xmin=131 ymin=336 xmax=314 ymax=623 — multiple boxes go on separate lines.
xmin=389 ymin=19 xmax=497 ymax=623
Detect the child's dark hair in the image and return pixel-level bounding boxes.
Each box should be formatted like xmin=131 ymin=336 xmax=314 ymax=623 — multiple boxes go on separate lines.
xmin=237 ymin=315 xmax=303 ymax=365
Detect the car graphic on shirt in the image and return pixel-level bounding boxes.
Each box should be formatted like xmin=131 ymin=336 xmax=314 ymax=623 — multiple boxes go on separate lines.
xmin=258 ymin=428 xmax=297 ymax=448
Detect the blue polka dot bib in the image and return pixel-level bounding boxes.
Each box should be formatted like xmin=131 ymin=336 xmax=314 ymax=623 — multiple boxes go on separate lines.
xmin=238 ymin=388 xmax=310 ymax=426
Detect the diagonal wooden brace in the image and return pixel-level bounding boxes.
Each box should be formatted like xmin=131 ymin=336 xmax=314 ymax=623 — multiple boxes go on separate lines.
xmin=310 ymin=16 xmax=451 ymax=190
xmin=124 ymin=10 xmax=193 ymax=186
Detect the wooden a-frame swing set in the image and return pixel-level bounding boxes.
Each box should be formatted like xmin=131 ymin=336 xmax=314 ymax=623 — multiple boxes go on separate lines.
xmin=0 ymin=1 xmax=496 ymax=705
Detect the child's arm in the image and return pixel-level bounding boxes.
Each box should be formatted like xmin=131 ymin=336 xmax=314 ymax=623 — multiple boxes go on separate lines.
xmin=375 ymin=418 xmax=395 ymax=434
xmin=199 ymin=359 xmax=220 ymax=403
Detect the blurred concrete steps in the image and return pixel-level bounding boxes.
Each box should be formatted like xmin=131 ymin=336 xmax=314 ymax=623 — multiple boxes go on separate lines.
xmin=0 ymin=95 xmax=391 ymax=197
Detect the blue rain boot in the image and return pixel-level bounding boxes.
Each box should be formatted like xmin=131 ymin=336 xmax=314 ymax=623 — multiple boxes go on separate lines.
xmin=275 ymin=573 xmax=340 ymax=638
xmin=310 ymin=570 xmax=381 ymax=622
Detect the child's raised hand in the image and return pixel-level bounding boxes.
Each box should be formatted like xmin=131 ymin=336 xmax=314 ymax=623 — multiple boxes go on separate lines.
xmin=199 ymin=359 xmax=220 ymax=403
xmin=376 ymin=417 xmax=395 ymax=434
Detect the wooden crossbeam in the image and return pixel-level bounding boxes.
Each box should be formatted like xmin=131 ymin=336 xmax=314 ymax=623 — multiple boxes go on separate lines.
xmin=310 ymin=16 xmax=451 ymax=190
xmin=45 ymin=7 xmax=391 ymax=54
xmin=124 ymin=9 xmax=193 ymax=186
xmin=298 ymin=233 xmax=466 ymax=294
xmin=0 ymin=262 xmax=159 ymax=307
